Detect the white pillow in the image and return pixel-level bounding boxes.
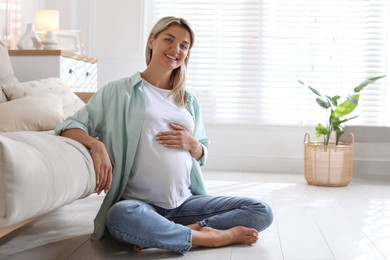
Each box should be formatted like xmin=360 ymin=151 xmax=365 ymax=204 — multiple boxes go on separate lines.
xmin=0 ymin=94 xmax=64 ymax=133
xmin=0 ymin=40 xmax=19 ymax=85
xmin=1 ymin=78 xmax=85 ymax=118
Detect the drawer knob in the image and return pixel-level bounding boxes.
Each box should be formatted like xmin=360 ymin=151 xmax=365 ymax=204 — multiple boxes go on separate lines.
xmin=86 ymin=72 xmax=91 ymax=77
xmin=69 ymin=68 xmax=74 ymax=74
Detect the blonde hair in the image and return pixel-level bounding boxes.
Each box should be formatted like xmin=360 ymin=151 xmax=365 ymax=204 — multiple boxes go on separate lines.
xmin=145 ymin=16 xmax=195 ymax=106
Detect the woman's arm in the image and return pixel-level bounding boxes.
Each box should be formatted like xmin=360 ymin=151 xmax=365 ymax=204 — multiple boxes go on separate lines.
xmin=61 ymin=128 xmax=112 ymax=195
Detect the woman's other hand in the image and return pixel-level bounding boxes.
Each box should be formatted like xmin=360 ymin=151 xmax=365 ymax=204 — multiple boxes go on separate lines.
xmin=90 ymin=140 xmax=113 ymax=195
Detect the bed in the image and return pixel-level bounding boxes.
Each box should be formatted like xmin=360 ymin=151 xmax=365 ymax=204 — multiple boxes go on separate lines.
xmin=0 ymin=40 xmax=96 ymax=237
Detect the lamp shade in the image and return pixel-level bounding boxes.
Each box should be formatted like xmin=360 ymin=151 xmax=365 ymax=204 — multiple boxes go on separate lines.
xmin=35 ymin=10 xmax=59 ymax=32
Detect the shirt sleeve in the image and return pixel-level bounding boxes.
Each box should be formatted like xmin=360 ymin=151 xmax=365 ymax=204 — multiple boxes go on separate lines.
xmin=54 ymin=86 xmax=109 ymax=138
xmin=187 ymin=93 xmax=210 ymax=166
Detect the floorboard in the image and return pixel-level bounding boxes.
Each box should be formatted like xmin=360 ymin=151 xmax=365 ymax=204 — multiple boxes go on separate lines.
xmin=0 ymin=171 xmax=389 ymax=260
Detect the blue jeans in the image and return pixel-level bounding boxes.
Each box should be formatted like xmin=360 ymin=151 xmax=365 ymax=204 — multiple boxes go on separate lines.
xmin=106 ymin=195 xmax=273 ymax=254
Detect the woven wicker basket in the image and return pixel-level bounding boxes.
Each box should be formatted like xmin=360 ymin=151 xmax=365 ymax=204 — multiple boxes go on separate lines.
xmin=304 ymin=132 xmax=354 ymax=187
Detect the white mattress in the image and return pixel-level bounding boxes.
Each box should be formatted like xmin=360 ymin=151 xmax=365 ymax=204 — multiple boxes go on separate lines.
xmin=0 ymin=131 xmax=96 ymax=227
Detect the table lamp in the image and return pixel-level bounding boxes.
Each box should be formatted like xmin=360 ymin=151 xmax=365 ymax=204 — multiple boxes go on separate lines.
xmin=35 ymin=10 xmax=59 ymax=50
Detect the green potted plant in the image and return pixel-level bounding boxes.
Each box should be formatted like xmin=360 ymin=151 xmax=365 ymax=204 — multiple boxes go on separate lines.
xmin=299 ymin=75 xmax=385 ymax=186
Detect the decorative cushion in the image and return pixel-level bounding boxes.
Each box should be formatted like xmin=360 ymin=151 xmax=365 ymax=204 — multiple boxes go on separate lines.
xmin=0 ymin=94 xmax=64 ymax=133
xmin=0 ymin=40 xmax=19 ymax=85
xmin=1 ymin=78 xmax=85 ymax=118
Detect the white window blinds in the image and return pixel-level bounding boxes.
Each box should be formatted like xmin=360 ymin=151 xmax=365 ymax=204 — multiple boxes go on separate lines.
xmin=154 ymin=0 xmax=389 ymax=126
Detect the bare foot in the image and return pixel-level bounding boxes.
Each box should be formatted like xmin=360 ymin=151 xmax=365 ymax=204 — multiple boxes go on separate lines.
xmin=133 ymin=245 xmax=143 ymax=252
xmin=191 ymin=226 xmax=258 ymax=248
xmin=187 ymin=223 xmax=203 ymax=231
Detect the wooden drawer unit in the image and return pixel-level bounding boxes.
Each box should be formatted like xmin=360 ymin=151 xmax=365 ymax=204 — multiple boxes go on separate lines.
xmin=8 ymin=50 xmax=98 ymax=92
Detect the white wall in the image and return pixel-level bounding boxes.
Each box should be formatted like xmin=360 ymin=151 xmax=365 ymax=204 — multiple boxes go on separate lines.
xmin=1 ymin=0 xmax=147 ymax=88
xmin=204 ymin=125 xmax=308 ymax=173
xmin=70 ymin=0 xmax=147 ymax=89
xmin=204 ymin=124 xmax=390 ymax=176
xmin=2 ymin=0 xmax=389 ymax=176
xmin=0 ymin=0 xmax=43 ymax=49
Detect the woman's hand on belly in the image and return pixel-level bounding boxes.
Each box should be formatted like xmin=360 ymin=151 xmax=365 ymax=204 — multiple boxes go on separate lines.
xmin=155 ymin=122 xmax=203 ymax=160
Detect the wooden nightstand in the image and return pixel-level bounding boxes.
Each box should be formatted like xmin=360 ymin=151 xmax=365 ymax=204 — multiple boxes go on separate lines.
xmin=8 ymin=50 xmax=98 ymax=92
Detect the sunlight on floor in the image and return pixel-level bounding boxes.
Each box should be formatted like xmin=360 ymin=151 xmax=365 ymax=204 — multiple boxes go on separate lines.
xmin=205 ymin=180 xmax=295 ymax=198
xmin=362 ymin=198 xmax=390 ymax=258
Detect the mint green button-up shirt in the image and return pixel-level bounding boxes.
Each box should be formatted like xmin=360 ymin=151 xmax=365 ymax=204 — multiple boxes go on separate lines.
xmin=55 ymin=72 xmax=210 ymax=239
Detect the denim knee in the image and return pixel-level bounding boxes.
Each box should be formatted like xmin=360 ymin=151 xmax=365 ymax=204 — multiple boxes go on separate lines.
xmin=106 ymin=200 xmax=192 ymax=254
xmin=195 ymin=196 xmax=273 ymax=232
xmin=237 ymin=198 xmax=274 ymax=232
xmin=254 ymin=201 xmax=273 ymax=232
xmin=106 ymin=200 xmax=149 ymax=228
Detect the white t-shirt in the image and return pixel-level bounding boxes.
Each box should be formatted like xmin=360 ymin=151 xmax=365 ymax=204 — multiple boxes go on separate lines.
xmin=122 ymin=80 xmax=194 ymax=209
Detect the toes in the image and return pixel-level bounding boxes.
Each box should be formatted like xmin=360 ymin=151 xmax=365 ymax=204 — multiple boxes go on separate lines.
xmin=133 ymin=245 xmax=143 ymax=252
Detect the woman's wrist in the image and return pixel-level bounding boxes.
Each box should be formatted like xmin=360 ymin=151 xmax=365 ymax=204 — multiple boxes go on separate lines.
xmin=190 ymin=140 xmax=203 ymax=161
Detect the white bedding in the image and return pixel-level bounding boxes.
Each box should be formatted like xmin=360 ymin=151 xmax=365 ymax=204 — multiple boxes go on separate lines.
xmin=0 ymin=131 xmax=96 ymax=227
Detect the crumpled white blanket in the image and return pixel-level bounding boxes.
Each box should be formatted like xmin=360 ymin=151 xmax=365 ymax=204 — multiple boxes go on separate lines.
xmin=0 ymin=131 xmax=96 ymax=227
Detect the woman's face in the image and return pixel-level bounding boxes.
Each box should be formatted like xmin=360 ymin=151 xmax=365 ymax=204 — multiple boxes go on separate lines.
xmin=148 ymin=25 xmax=191 ymax=71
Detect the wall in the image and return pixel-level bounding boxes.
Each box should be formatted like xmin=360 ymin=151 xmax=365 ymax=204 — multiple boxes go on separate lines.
xmin=1 ymin=0 xmax=146 ymax=88
xmin=0 ymin=0 xmax=42 ymax=49
xmin=204 ymin=125 xmax=390 ymax=176
xmin=69 ymin=0 xmax=147 ymax=89
xmin=204 ymin=125 xmax=308 ymax=173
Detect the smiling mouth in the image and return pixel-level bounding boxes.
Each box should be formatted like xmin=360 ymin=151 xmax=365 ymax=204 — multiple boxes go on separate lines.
xmin=165 ymin=54 xmax=178 ymax=61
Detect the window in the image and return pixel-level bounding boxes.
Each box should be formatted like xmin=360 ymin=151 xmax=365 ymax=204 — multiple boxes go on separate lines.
xmin=154 ymin=0 xmax=390 ymax=126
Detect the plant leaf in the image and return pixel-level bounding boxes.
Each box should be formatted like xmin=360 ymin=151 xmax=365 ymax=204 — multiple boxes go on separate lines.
xmin=308 ymin=86 xmax=322 ymax=97
xmin=315 ymin=123 xmax=328 ymax=137
xmin=333 ymin=94 xmax=359 ymax=118
xmin=330 ymin=95 xmax=340 ymax=106
xmin=354 ymin=75 xmax=386 ymax=93
xmin=339 ymin=115 xmax=359 ymax=124
xmin=316 ymin=97 xmax=331 ymax=109
xmin=298 ymin=79 xmax=323 ymax=97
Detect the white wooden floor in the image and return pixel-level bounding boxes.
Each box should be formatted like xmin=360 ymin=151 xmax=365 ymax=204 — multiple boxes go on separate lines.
xmin=0 ymin=171 xmax=389 ymax=260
